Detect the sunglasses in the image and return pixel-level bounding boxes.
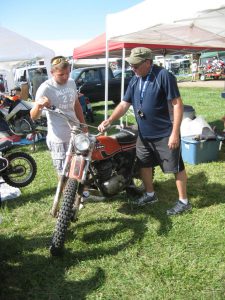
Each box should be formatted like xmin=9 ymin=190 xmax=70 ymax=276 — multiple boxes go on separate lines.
xmin=51 ymin=57 xmax=68 ymax=66
xmin=130 ymin=60 xmax=146 ymax=69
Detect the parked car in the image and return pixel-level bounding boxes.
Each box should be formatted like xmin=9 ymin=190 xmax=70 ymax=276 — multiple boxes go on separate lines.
xmin=71 ymin=66 xmax=131 ymax=104
xmin=113 ymin=69 xmax=135 ymax=79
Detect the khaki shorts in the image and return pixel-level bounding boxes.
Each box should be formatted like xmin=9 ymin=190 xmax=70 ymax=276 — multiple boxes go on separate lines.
xmin=136 ymin=135 xmax=185 ymax=173
xmin=46 ymin=140 xmax=69 ymax=175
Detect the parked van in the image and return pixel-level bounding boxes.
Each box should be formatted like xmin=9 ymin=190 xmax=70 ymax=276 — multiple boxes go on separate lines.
xmin=14 ymin=65 xmax=48 ymax=99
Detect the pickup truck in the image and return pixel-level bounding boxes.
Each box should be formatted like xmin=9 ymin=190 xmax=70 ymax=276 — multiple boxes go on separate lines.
xmin=71 ymin=66 xmax=132 ymax=104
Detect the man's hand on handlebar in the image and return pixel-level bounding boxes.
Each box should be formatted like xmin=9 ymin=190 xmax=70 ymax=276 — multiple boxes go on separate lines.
xmin=98 ymin=119 xmax=112 ymax=132
xmin=37 ymin=96 xmax=51 ymax=110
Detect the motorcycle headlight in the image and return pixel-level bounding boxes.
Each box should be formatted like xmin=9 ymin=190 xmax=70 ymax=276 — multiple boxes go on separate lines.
xmin=74 ymin=134 xmax=90 ymax=152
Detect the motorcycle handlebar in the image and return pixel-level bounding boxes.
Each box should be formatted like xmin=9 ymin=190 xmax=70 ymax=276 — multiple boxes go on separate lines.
xmin=99 ymin=124 xmax=136 ymax=136
xmin=43 ymin=106 xmax=96 ymax=131
xmin=43 ymin=107 xmax=136 ymax=136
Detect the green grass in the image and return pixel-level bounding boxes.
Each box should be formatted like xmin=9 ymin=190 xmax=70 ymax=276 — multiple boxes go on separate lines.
xmin=1 ymin=87 xmax=225 ymax=300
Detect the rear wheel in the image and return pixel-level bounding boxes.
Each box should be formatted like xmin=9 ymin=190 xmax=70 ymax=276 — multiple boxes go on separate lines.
xmin=50 ymin=179 xmax=79 ymax=256
xmin=2 ymin=152 xmax=37 ymax=188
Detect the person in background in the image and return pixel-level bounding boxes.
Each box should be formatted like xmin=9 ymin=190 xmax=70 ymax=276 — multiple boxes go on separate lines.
xmin=98 ymin=47 xmax=191 ymax=216
xmin=0 ymin=75 xmax=5 ymax=93
xmin=30 ymin=56 xmax=87 ymax=176
xmin=31 ymin=68 xmax=47 ymax=99
xmin=191 ymin=60 xmax=198 ymax=82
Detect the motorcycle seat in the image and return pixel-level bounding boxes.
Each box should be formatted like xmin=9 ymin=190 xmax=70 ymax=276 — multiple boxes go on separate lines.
xmin=113 ymin=127 xmax=138 ymax=145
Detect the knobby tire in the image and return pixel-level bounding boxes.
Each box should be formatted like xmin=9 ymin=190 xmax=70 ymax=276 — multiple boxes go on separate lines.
xmin=2 ymin=152 xmax=37 ymax=188
xmin=50 ymin=178 xmax=78 ymax=256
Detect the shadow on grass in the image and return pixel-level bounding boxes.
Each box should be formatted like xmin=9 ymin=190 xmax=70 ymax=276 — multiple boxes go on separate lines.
xmin=117 ymin=170 xmax=225 ymax=236
xmin=118 ymin=197 xmax=173 ymax=237
xmin=69 ymin=216 xmax=147 ymax=259
xmin=153 ymin=170 xmax=225 ymax=209
xmin=209 ymin=119 xmax=224 ymax=131
xmin=0 ymin=217 xmax=146 ymax=298
xmin=1 ymin=186 xmax=56 ymax=210
xmin=186 ymin=171 xmax=225 ymax=208
xmin=0 ymin=233 xmax=105 ymax=300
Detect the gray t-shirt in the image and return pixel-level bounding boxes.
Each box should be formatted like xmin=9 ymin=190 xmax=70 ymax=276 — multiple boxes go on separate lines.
xmin=35 ymin=78 xmax=79 ymax=143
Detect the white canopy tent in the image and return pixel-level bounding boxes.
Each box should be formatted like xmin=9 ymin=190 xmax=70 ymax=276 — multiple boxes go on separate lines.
xmin=104 ymin=0 xmax=225 ymax=120
xmin=0 ymin=26 xmax=55 ymax=91
xmin=106 ymin=0 xmax=225 ymax=48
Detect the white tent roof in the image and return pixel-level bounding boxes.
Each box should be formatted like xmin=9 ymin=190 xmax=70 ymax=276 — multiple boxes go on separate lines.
xmin=106 ymin=0 xmax=225 ymax=50
xmin=103 ymin=0 xmax=225 ymax=122
xmin=0 ymin=26 xmax=55 ymax=90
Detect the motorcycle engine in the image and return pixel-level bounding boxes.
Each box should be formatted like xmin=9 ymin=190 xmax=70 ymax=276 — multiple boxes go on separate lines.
xmin=93 ymin=152 xmax=134 ymax=195
xmin=102 ymin=175 xmax=126 ymax=195
xmin=13 ymin=117 xmax=33 ymax=134
xmin=9 ymin=108 xmax=36 ymax=134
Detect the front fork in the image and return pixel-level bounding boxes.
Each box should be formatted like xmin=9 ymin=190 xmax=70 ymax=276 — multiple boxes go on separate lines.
xmin=71 ymin=184 xmax=84 ymax=222
xmin=50 ymin=145 xmax=91 ymax=217
xmin=50 ymin=174 xmax=66 ymax=217
xmin=50 ymin=142 xmax=73 ymax=217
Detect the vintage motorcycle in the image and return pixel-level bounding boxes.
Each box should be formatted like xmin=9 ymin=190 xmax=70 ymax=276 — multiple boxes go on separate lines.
xmin=48 ymin=108 xmax=146 ymax=256
xmin=0 ymin=94 xmax=47 ymax=137
xmin=0 ymin=138 xmax=37 ymax=188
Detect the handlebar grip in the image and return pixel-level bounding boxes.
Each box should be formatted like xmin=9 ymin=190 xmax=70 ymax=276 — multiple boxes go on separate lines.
xmin=104 ymin=124 xmax=112 ymax=130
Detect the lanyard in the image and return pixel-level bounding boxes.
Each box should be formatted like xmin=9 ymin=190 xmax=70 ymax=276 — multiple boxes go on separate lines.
xmin=139 ymin=65 xmax=153 ymax=106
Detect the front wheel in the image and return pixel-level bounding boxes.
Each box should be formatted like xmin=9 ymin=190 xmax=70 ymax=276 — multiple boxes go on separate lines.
xmin=2 ymin=152 xmax=37 ymax=188
xmin=50 ymin=179 xmax=79 ymax=256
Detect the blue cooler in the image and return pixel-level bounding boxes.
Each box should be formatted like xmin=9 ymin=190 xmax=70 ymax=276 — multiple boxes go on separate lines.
xmin=181 ymin=136 xmax=220 ymax=165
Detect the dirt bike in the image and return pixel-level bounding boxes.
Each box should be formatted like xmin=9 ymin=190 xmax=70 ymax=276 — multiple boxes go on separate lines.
xmin=0 ymin=138 xmax=37 ymax=188
xmin=0 ymin=94 xmax=47 ymax=137
xmin=48 ymin=107 xmax=146 ymax=256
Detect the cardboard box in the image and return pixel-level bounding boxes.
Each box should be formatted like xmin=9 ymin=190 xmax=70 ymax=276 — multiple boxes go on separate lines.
xmin=181 ymin=136 xmax=220 ymax=165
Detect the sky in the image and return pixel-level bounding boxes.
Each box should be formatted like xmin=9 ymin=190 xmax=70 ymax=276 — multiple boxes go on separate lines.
xmin=1 ymin=0 xmax=143 ymax=56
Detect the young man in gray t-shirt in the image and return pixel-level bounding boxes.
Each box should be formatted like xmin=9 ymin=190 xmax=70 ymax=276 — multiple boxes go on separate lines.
xmin=30 ymin=56 xmax=86 ymax=174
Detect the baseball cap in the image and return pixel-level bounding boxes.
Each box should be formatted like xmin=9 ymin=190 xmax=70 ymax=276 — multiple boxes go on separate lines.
xmin=126 ymin=47 xmax=152 ymax=65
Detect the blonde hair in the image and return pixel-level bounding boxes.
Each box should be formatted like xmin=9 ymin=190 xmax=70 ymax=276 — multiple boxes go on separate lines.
xmin=51 ymin=56 xmax=70 ymax=71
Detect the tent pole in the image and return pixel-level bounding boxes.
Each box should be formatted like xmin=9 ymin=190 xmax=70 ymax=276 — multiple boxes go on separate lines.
xmin=120 ymin=48 xmax=126 ymax=126
xmin=25 ymin=62 xmax=32 ymax=99
xmin=105 ymin=37 xmax=109 ymax=122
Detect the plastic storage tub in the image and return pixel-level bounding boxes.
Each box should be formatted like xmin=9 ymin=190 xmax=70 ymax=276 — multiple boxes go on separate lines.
xmin=181 ymin=136 xmax=220 ymax=165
